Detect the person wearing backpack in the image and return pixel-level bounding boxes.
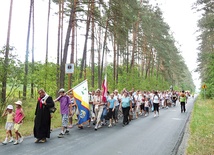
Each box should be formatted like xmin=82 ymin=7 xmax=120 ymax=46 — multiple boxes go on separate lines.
xmin=179 ymin=90 xmax=187 ymax=113
xmin=171 ymin=92 xmax=177 ymax=107
xmin=153 ymin=91 xmax=160 ymax=117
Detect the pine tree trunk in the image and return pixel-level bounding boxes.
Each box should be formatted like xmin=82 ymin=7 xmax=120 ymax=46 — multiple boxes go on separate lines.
xmin=130 ymin=0 xmax=142 ymax=70
xmin=1 ymin=0 xmax=13 ymax=104
xmin=141 ymin=35 xmax=147 ymax=78
xmin=79 ymin=3 xmax=91 ymax=79
xmin=150 ymin=49 xmax=154 ymax=77
xmin=91 ymin=0 xmax=95 ymax=88
xmin=44 ymin=0 xmax=51 ymax=90
xmin=126 ymin=37 xmax=129 ymax=73
xmin=75 ymin=23 xmax=78 ymax=67
xmin=145 ymin=47 xmax=150 ymax=79
xmin=69 ymin=0 xmax=77 ymax=89
xmin=31 ymin=0 xmax=35 ymax=98
xmin=59 ymin=2 xmax=74 ymax=88
xmin=141 ymin=54 xmax=145 ymax=77
xmin=113 ymin=35 xmax=116 ymax=88
xmin=156 ymin=60 xmax=159 ymax=80
xmin=131 ymin=21 xmax=141 ymax=69
xmin=130 ymin=22 xmax=138 ymax=69
xmin=147 ymin=48 xmax=152 ymax=79
xmin=116 ymin=44 xmax=119 ymax=84
xmin=60 ymin=0 xmax=64 ymax=64
xmin=98 ymin=26 xmax=101 ymax=89
xmin=100 ymin=19 xmax=109 ymax=82
xmin=137 ymin=40 xmax=140 ymax=77
xmin=56 ymin=0 xmax=62 ymax=94
xmin=71 ymin=0 xmax=76 ymax=59
xmin=23 ymin=0 xmax=33 ymax=100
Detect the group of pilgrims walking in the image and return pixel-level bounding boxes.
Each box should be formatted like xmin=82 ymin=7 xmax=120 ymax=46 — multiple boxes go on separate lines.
xmin=2 ymin=87 xmax=189 ymax=144
xmin=85 ymin=88 xmax=189 ymax=130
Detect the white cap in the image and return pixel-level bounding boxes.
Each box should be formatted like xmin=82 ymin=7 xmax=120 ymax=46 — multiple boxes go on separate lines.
xmin=58 ymin=88 xmax=65 ymax=93
xmin=7 ymin=105 xmax=13 ymax=110
xmin=15 ymin=100 xmax=22 ymax=106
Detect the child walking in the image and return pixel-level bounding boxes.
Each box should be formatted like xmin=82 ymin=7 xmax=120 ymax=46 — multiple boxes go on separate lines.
xmin=107 ymin=93 xmax=116 ymax=128
xmin=1 ymin=105 xmax=15 ymax=145
xmin=13 ymin=101 xmax=25 ymax=145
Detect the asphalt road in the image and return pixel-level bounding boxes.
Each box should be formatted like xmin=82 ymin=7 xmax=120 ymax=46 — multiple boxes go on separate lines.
xmin=0 ymin=97 xmax=196 ymax=155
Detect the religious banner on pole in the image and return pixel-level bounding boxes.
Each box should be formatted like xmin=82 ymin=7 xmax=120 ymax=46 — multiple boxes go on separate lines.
xmin=72 ymin=80 xmax=90 ymax=124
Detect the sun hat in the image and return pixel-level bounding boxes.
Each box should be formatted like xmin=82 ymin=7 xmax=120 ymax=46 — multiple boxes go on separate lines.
xmin=96 ymin=89 xmax=101 ymax=93
xmin=58 ymin=88 xmax=65 ymax=93
xmin=7 ymin=105 xmax=13 ymax=110
xmin=15 ymin=100 xmax=22 ymax=106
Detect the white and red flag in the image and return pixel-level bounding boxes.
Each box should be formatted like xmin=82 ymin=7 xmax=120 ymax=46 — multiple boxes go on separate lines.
xmin=102 ymin=74 xmax=107 ymax=103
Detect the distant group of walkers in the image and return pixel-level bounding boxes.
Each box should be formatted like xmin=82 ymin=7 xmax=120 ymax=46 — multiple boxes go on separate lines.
xmin=1 ymin=88 xmax=189 ymax=145
xmin=86 ymin=89 xmax=188 ymax=129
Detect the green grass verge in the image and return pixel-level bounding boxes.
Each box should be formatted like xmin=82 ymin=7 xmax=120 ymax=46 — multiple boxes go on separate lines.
xmin=0 ymin=100 xmax=77 ymax=142
xmin=186 ymin=98 xmax=214 ymax=155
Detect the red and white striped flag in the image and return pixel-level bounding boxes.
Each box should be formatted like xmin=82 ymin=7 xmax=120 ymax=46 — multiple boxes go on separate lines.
xmin=102 ymin=74 xmax=107 ymax=103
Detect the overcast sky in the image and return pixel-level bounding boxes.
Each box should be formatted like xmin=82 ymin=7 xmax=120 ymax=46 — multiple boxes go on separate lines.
xmin=153 ymin=0 xmax=201 ymax=90
xmin=0 ymin=0 xmax=201 ymax=90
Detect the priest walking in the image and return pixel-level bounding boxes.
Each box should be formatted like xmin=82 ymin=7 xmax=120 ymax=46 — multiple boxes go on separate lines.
xmin=34 ymin=89 xmax=55 ymax=143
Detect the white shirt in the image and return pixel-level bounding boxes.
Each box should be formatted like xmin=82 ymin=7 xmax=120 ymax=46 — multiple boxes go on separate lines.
xmin=150 ymin=93 xmax=154 ymax=99
xmin=165 ymin=93 xmax=169 ymax=99
xmin=153 ymin=95 xmax=159 ymax=104
xmin=94 ymin=95 xmax=102 ymax=108
xmin=145 ymin=101 xmax=149 ymax=107
xmin=114 ymin=94 xmax=121 ymax=106
xmin=134 ymin=94 xmax=142 ymax=106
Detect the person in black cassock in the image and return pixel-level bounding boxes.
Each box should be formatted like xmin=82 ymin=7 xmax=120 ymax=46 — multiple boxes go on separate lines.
xmin=34 ymin=89 xmax=54 ymax=143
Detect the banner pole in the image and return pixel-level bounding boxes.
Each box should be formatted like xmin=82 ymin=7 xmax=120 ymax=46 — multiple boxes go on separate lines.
xmin=54 ymin=79 xmax=87 ymax=101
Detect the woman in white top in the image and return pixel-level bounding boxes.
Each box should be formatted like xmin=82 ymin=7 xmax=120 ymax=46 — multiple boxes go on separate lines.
xmin=153 ymin=91 xmax=160 ymax=117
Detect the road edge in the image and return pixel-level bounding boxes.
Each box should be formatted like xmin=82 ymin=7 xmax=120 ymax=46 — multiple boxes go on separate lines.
xmin=176 ymin=114 xmax=191 ymax=155
xmin=171 ymin=97 xmax=196 ymax=155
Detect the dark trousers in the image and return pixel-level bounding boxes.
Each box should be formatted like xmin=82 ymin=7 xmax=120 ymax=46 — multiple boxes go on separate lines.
xmin=122 ymin=107 xmax=130 ymax=124
xmin=153 ymin=103 xmax=159 ymax=112
xmin=107 ymin=108 xmax=115 ymax=120
xmin=180 ymin=102 xmax=186 ymax=112
xmin=114 ymin=105 xmax=119 ymax=120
